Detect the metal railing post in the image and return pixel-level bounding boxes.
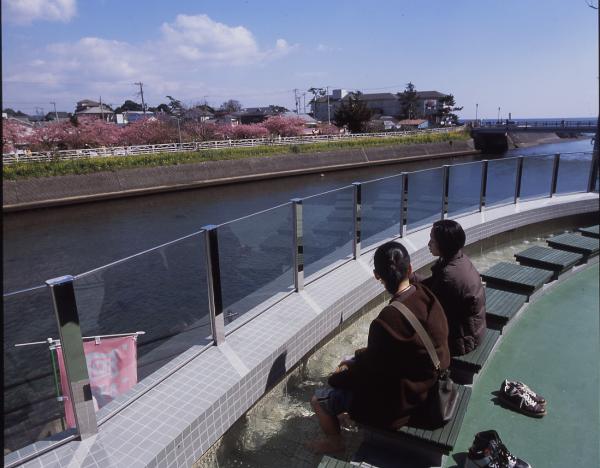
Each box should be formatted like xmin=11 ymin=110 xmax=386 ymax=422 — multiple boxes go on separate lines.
xmin=399 ymin=173 xmax=408 ymax=237
xmin=550 ymin=153 xmax=560 ymax=196
xmin=202 ymin=225 xmax=225 ymax=345
xmin=45 ymin=275 xmax=98 ymax=439
xmin=352 ymin=183 xmax=362 ymax=259
xmin=291 ymin=198 xmax=304 ymax=291
xmin=441 ymin=165 xmax=450 ymax=219
xmin=480 ymin=160 xmax=488 ymax=212
xmin=514 ymin=156 xmax=524 ymax=203
xmin=588 ymin=152 xmax=599 ymax=193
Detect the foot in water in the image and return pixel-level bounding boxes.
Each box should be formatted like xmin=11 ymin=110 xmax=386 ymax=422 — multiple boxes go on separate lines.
xmin=305 ymin=436 xmax=345 ymax=454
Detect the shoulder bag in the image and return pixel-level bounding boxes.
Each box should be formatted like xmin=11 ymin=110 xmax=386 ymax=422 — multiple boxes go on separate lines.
xmin=389 ymin=300 xmax=458 ymax=426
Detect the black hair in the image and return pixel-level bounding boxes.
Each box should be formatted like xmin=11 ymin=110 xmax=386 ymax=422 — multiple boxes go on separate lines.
xmin=373 ymin=241 xmax=411 ymax=295
xmin=431 ymin=219 xmax=466 ymax=258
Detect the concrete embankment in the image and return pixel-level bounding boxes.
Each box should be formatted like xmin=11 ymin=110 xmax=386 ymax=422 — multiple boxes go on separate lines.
xmin=3 ymin=139 xmax=477 ymax=211
xmin=507 ymin=132 xmax=568 ymax=148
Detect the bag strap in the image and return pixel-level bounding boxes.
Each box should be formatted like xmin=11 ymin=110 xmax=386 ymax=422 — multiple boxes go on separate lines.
xmin=389 ymin=301 xmax=441 ymax=371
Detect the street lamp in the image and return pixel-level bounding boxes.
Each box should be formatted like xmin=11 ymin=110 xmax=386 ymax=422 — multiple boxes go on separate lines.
xmin=326 ymin=86 xmax=331 ymax=125
xmin=176 ymin=118 xmax=182 ymax=145
xmin=497 ymin=106 xmax=501 ymax=124
xmin=475 ymin=103 xmax=478 ymax=125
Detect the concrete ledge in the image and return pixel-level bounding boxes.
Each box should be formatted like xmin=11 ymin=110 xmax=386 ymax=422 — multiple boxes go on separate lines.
xmin=6 ymin=192 xmax=597 ymax=468
xmin=3 ymin=140 xmax=476 ymax=211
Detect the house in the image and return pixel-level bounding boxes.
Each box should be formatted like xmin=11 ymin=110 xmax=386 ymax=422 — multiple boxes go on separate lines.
xmin=397 ymin=119 xmax=429 ymax=130
xmin=312 ymin=89 xmax=450 ymax=124
xmin=239 ymin=107 xmax=285 ymax=124
xmin=281 ymin=112 xmax=319 ymax=134
xmin=75 ymin=100 xmax=115 ymax=122
xmin=44 ymin=111 xmax=71 ymax=122
xmin=212 ymin=113 xmax=241 ymax=126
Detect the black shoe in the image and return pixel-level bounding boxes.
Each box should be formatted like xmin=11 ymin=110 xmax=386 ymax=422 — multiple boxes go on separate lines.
xmin=504 ymin=379 xmax=546 ymax=406
xmin=499 ymin=380 xmax=546 ymax=418
xmin=465 ymin=430 xmax=531 ymax=468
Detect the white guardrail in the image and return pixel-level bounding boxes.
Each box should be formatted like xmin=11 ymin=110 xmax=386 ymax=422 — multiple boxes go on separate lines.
xmin=2 ymin=127 xmax=460 ymax=165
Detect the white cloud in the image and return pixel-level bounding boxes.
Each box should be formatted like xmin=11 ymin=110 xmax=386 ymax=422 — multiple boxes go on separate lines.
xmin=3 ymin=13 xmax=297 ymax=110
xmin=159 ymin=14 xmax=294 ymax=65
xmin=4 ymin=0 xmax=76 ymax=24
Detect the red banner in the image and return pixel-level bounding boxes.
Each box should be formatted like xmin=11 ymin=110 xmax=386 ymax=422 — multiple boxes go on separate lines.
xmin=55 ymin=336 xmax=138 ymax=428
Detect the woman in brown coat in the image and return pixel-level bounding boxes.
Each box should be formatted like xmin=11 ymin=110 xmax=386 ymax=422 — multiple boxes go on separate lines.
xmin=416 ymin=220 xmax=486 ymax=356
xmin=308 ymin=241 xmax=450 ymax=453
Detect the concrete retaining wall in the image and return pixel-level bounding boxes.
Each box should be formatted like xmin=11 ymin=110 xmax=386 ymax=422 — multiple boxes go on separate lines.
xmin=3 ymin=140 xmax=476 ymax=211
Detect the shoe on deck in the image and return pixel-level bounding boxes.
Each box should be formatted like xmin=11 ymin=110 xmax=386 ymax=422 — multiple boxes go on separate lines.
xmin=465 ymin=430 xmax=531 ymax=468
xmin=499 ymin=380 xmax=547 ymax=417
xmin=504 ymin=379 xmax=546 ymax=405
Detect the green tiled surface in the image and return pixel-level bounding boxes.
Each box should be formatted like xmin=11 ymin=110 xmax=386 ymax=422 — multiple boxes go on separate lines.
xmin=485 ymin=287 xmax=527 ymax=323
xmin=577 ymin=225 xmax=599 ymax=238
xmin=451 ymin=328 xmax=501 ymax=372
xmin=515 ymin=245 xmax=583 ymax=272
xmin=481 ymin=262 xmax=553 ymax=293
xmin=398 ymin=385 xmax=472 ymax=452
xmin=547 ymin=232 xmax=599 ymax=256
xmin=444 ymin=266 xmax=599 ymax=468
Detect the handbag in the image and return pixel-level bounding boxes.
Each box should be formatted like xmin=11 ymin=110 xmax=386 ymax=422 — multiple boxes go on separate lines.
xmin=389 ymin=300 xmax=459 ymax=426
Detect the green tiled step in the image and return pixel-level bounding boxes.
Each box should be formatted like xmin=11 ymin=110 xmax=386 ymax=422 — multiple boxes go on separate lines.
xmin=481 ymin=262 xmax=554 ymax=295
xmin=451 ymin=328 xmax=501 ymax=373
xmin=515 ymin=245 xmax=583 ymax=277
xmin=397 ymin=385 xmax=472 ymax=452
xmin=546 ymin=233 xmax=599 ymax=259
xmin=485 ymin=287 xmax=527 ymax=326
xmin=576 ymin=225 xmax=599 ymax=239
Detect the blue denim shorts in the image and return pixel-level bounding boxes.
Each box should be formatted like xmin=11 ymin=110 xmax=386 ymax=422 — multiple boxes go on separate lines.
xmin=314 ymin=387 xmax=353 ymax=416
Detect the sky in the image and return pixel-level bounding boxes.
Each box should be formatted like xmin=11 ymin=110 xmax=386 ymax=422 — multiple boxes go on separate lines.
xmin=1 ymin=0 xmax=598 ymax=119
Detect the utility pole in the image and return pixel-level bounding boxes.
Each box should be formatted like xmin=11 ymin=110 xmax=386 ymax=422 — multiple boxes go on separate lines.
xmin=475 ymin=103 xmax=478 ymax=124
xmin=50 ymin=101 xmax=59 ymax=121
xmin=293 ymin=89 xmax=301 ymax=114
xmin=302 ymin=92 xmax=307 ymax=114
xmin=134 ymin=82 xmax=146 ymax=114
xmin=99 ymin=96 xmax=105 ymax=121
xmin=326 ymin=86 xmax=331 ymax=124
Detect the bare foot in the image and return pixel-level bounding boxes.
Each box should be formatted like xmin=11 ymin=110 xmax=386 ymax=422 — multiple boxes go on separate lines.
xmin=305 ymin=437 xmax=345 ymax=454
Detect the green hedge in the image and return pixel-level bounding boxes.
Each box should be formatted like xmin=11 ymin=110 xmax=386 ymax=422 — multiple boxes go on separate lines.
xmin=3 ymin=131 xmax=469 ymax=180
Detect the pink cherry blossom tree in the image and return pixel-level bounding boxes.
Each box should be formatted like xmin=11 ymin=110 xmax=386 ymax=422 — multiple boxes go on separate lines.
xmin=262 ymin=116 xmax=306 ymax=137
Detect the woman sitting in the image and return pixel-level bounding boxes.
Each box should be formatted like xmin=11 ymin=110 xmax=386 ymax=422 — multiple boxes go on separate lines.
xmin=308 ymin=241 xmax=450 ymax=453
xmin=414 ymin=220 xmax=486 ymax=356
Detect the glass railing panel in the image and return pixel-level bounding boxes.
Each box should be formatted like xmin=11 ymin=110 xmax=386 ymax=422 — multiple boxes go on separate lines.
xmin=3 ymin=286 xmax=68 ymax=455
xmin=361 ymin=175 xmax=403 ymax=251
xmin=73 ymin=231 xmax=210 ymax=394
xmin=486 ymin=158 xmax=518 ymax=208
xmin=556 ymin=152 xmax=593 ymax=194
xmin=520 ymin=154 xmax=553 ymax=200
xmin=447 ymin=162 xmax=483 ymax=218
xmin=303 ymin=186 xmax=354 ymax=280
xmin=217 ymin=203 xmax=294 ymax=325
xmin=406 ymin=168 xmax=444 ymax=232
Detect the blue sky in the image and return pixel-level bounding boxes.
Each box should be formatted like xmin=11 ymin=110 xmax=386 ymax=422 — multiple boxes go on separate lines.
xmin=2 ymin=0 xmax=598 ymax=118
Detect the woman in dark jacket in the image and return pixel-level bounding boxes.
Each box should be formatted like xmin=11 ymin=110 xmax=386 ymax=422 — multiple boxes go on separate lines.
xmin=415 ymin=220 xmax=486 ymax=356
xmin=307 ymin=241 xmax=450 ymax=453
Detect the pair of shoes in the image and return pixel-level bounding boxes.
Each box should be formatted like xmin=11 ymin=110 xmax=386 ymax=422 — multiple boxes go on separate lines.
xmin=498 ymin=379 xmax=546 ymax=417
xmin=465 ymin=430 xmax=531 ymax=468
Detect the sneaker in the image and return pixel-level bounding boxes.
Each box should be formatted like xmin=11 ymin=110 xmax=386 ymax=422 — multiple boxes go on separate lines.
xmin=465 ymin=430 xmax=531 ymax=468
xmin=504 ymin=380 xmax=546 ymax=405
xmin=499 ymin=380 xmax=546 ymax=417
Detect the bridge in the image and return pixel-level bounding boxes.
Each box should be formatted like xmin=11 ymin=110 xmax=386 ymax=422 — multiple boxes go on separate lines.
xmin=471 ymin=119 xmax=597 ymax=134
xmin=470 ymin=119 xmax=598 ymax=153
